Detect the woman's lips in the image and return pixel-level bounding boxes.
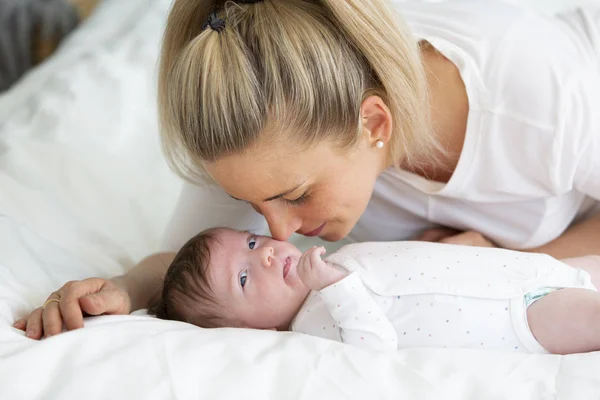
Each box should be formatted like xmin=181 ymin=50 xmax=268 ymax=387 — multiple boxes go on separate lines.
xmin=302 ymin=223 xmax=326 ymax=237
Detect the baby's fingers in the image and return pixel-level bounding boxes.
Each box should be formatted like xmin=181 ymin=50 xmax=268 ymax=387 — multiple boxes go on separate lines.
xmin=297 ymin=251 xmax=310 ymax=272
xmin=310 ymin=246 xmax=326 ymax=265
xmin=297 ymin=250 xmax=316 ymax=282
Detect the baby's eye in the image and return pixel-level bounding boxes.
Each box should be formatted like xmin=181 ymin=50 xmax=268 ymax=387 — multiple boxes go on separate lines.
xmin=240 ymin=271 xmax=248 ymax=288
xmin=248 ymin=237 xmax=257 ymax=250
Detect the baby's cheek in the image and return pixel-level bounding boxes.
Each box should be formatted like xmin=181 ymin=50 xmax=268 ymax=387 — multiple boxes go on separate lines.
xmin=259 ymin=283 xmax=284 ymax=303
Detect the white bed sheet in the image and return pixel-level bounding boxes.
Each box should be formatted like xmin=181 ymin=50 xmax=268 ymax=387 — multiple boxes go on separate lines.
xmin=0 ymin=0 xmax=599 ymax=399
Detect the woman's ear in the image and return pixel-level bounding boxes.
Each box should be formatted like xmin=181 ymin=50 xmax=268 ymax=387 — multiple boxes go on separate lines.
xmin=360 ymin=95 xmax=393 ymax=146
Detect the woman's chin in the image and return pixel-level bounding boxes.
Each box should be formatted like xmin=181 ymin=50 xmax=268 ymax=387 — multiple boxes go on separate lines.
xmin=320 ymin=228 xmax=347 ymax=242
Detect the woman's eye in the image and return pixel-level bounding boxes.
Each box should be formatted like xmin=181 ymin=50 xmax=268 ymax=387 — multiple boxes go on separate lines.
xmin=284 ymin=193 xmax=309 ymax=206
xmin=248 ymin=237 xmax=257 ymax=250
xmin=240 ymin=271 xmax=248 ymax=288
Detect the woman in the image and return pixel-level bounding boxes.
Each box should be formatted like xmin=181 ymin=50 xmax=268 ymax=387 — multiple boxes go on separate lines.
xmin=15 ymin=0 xmax=600 ymax=339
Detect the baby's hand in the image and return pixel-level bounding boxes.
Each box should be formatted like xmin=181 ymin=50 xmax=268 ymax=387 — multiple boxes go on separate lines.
xmin=297 ymin=246 xmax=348 ymax=291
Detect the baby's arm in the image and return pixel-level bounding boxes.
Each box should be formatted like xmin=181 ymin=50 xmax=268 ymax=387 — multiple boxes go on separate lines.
xmin=527 ymin=287 xmax=600 ymax=354
xmin=527 ymin=255 xmax=600 ymax=354
xmin=297 ymin=247 xmax=398 ymax=351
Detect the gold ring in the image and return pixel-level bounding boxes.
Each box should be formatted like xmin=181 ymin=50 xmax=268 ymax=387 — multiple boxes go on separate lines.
xmin=42 ymin=298 xmax=60 ymax=310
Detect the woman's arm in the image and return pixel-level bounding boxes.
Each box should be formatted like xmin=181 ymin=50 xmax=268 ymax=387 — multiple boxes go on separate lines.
xmin=113 ymin=252 xmax=175 ymax=311
xmin=15 ymin=182 xmax=264 ymax=338
xmin=527 ymin=213 xmax=600 ymax=259
xmin=416 ymin=214 xmax=600 ymax=259
xmin=415 ymin=213 xmax=600 ymax=259
xmin=15 ymin=252 xmax=176 ymax=339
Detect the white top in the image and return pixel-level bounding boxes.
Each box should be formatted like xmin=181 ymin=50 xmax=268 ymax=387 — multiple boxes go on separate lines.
xmin=289 ymin=241 xmax=595 ymax=353
xmin=162 ymin=1 xmax=600 ymax=252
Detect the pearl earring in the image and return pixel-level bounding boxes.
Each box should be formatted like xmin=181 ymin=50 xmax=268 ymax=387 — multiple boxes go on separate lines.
xmin=375 ymin=140 xmax=384 ymax=149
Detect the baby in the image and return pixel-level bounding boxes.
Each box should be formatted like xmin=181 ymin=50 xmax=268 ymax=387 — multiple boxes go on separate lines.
xmin=152 ymin=227 xmax=600 ymax=354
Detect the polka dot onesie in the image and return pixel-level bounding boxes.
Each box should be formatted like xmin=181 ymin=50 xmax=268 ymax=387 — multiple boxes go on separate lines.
xmin=289 ymin=242 xmax=597 ymax=353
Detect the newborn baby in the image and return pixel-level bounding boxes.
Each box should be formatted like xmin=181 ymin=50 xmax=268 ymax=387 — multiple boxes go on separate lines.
xmin=152 ymin=227 xmax=600 ymax=354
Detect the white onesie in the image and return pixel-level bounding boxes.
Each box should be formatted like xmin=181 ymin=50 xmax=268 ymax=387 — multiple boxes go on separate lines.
xmin=290 ymin=242 xmax=597 ymax=353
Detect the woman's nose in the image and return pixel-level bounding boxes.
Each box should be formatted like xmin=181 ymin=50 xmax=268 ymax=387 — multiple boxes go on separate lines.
xmin=262 ymin=208 xmax=302 ymax=241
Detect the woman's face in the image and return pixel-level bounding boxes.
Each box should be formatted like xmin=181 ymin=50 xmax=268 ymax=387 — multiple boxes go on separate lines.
xmin=205 ymin=133 xmax=388 ymax=242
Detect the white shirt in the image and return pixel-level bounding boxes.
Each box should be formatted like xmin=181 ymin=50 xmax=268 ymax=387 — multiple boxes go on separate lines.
xmin=162 ymin=1 xmax=600 ymax=252
xmin=352 ymin=1 xmax=600 ymax=249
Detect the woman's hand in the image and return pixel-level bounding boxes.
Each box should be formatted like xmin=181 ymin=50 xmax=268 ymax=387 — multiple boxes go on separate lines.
xmin=416 ymin=228 xmax=496 ymax=248
xmin=13 ymin=278 xmax=131 ymax=340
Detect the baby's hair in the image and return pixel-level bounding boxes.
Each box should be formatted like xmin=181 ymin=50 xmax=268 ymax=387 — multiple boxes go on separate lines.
xmin=158 ymin=0 xmax=442 ymax=183
xmin=151 ymin=228 xmax=229 ymax=328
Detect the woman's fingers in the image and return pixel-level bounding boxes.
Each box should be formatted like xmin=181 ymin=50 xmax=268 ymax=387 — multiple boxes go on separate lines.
xmin=415 ymin=228 xmax=461 ymax=242
xmin=60 ymin=278 xmax=109 ymax=331
xmin=416 ymin=228 xmax=495 ymax=248
xmin=78 ymin=293 xmax=104 ymax=316
xmin=78 ymin=279 xmax=131 ymax=317
xmin=79 ymin=290 xmax=124 ymax=316
xmin=24 ymin=307 xmax=44 ymax=339
xmin=42 ymin=298 xmax=64 ymax=338
xmin=14 ymin=278 xmax=125 ymax=340
xmin=12 ymin=319 xmax=26 ymax=331
xmin=440 ymin=230 xmax=495 ymax=247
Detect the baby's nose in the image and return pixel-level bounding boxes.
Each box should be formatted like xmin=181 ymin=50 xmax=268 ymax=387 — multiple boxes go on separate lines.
xmin=260 ymin=247 xmax=275 ymax=268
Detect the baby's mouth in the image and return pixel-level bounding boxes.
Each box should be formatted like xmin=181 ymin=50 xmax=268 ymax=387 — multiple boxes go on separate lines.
xmin=283 ymin=256 xmax=292 ymax=278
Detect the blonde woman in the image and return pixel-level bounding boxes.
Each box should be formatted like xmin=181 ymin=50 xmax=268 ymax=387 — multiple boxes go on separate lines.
xmin=16 ymin=0 xmax=600 ymax=339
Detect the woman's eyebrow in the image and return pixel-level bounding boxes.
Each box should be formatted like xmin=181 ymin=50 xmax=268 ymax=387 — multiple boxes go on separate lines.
xmin=227 ymin=181 xmax=306 ymax=203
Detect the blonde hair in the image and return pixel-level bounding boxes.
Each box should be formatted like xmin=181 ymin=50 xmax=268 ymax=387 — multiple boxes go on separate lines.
xmin=158 ymin=0 xmax=439 ymax=182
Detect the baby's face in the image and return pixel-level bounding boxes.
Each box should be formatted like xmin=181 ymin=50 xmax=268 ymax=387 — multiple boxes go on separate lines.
xmin=207 ymin=229 xmax=309 ymax=330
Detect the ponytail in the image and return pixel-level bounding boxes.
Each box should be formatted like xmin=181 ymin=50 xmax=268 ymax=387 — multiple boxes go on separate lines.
xmin=158 ymin=0 xmax=441 ymax=182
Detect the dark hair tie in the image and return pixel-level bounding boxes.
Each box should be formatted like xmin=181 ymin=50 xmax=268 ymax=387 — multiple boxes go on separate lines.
xmin=202 ymin=11 xmax=226 ymax=32
xmin=202 ymin=0 xmax=264 ymax=33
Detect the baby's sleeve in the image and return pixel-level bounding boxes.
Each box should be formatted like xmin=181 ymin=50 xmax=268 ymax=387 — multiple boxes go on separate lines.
xmin=161 ymin=182 xmax=266 ymax=251
xmin=318 ymin=272 xmax=398 ymax=351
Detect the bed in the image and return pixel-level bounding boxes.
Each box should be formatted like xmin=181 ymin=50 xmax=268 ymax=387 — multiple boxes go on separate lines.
xmin=1 ymin=0 xmax=599 ymax=398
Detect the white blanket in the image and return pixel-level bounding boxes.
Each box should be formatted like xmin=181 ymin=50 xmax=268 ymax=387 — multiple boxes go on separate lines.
xmin=1 ymin=0 xmax=599 ymax=398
